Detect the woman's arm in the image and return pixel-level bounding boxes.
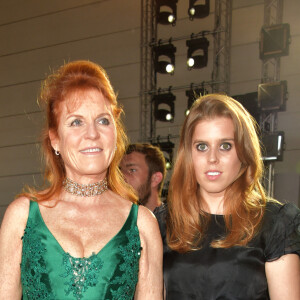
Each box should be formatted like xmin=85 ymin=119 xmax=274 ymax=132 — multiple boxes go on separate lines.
xmin=135 ymin=206 xmax=163 ymax=300
xmin=266 ymin=254 xmax=300 ymax=300
xmin=0 ymin=197 xmax=29 ymax=299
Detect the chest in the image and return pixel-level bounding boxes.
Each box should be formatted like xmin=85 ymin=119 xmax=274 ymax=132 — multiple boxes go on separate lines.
xmin=39 ymin=203 xmax=128 ymax=258
xmin=21 ymin=202 xmax=141 ymax=300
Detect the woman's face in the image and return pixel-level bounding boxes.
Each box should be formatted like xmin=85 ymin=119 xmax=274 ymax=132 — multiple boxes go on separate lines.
xmin=50 ymin=88 xmax=116 ymax=183
xmin=191 ymin=116 xmax=242 ymax=202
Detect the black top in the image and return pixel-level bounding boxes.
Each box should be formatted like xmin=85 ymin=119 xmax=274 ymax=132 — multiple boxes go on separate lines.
xmin=155 ymin=202 xmax=300 ymax=300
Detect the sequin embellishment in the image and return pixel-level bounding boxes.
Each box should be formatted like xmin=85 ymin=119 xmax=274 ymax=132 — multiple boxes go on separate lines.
xmin=61 ymin=252 xmax=103 ymax=300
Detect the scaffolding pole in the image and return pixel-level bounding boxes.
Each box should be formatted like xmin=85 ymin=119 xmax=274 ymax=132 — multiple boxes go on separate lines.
xmin=140 ymin=0 xmax=156 ymax=142
xmin=261 ymin=0 xmax=283 ymax=197
xmin=212 ymin=0 xmax=232 ymax=94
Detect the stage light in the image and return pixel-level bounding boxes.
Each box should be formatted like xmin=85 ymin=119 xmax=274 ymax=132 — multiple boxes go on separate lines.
xmin=258 ymin=81 xmax=287 ymax=112
xmin=261 ymin=131 xmax=285 ymax=161
xmin=188 ymin=0 xmax=210 ymax=20
xmin=152 ymin=92 xmax=176 ymax=122
xmin=259 ymin=23 xmax=290 ymax=60
xmin=165 ymin=158 xmax=172 ymax=170
xmin=185 ymin=87 xmax=207 ymax=115
xmin=153 ymin=139 xmax=175 ymax=170
xmin=186 ymin=37 xmax=209 ymax=70
xmin=166 ymin=63 xmax=174 ymax=73
xmin=156 ymin=0 xmax=178 ymax=26
xmin=232 ymin=92 xmax=260 ymax=123
xmin=187 ymin=58 xmax=195 ymax=68
xmin=153 ymin=43 xmax=176 ymax=75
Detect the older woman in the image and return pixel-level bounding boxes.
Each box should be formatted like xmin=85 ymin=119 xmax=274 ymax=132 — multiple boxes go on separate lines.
xmin=0 ymin=60 xmax=163 ymax=299
xmin=155 ymin=94 xmax=300 ymax=299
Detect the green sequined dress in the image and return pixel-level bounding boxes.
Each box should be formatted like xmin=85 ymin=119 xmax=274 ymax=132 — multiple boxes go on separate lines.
xmin=21 ymin=201 xmax=141 ymax=300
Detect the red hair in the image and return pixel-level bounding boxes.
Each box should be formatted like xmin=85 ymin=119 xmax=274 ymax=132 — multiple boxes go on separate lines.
xmin=21 ymin=60 xmax=137 ymax=204
xmin=167 ymin=94 xmax=267 ymax=252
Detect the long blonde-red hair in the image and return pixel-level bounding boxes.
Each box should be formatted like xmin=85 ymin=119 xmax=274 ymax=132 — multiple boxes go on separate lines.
xmin=167 ymin=94 xmax=267 ymax=252
xmin=21 ymin=60 xmax=137 ymax=204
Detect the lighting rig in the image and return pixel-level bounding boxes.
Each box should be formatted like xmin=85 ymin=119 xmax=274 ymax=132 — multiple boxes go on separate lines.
xmin=261 ymin=131 xmax=285 ymax=162
xmin=152 ymin=89 xmax=176 ymax=122
xmin=188 ymin=0 xmax=210 ymax=20
xmin=185 ymin=85 xmax=208 ymax=115
xmin=140 ymin=0 xmax=232 ymax=142
xmin=258 ymin=81 xmax=287 ymax=112
xmin=232 ymin=85 xmax=287 ymax=162
xmin=186 ymin=36 xmax=210 ymax=70
xmin=152 ymin=136 xmax=175 ymax=170
xmin=155 ymin=0 xmax=178 ymax=26
xmin=259 ymin=23 xmax=290 ymax=60
xmin=153 ymin=42 xmax=177 ymax=75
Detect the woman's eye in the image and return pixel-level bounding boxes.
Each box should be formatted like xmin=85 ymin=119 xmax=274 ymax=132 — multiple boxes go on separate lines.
xmin=196 ymin=143 xmax=208 ymax=151
xmin=220 ymin=142 xmax=232 ymax=151
xmin=70 ymin=119 xmax=82 ymax=126
xmin=98 ymin=118 xmax=110 ymax=125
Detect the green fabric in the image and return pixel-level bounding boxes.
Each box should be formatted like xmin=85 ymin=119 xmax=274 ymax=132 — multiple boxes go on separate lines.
xmin=21 ymin=200 xmax=141 ymax=300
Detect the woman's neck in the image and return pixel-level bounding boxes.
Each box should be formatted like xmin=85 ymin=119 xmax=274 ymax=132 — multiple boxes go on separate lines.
xmin=199 ymin=191 xmax=225 ymax=215
xmin=62 ymin=177 xmax=108 ymax=198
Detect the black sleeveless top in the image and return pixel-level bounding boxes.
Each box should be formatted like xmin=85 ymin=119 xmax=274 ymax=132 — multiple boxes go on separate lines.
xmin=155 ymin=202 xmax=300 ymax=300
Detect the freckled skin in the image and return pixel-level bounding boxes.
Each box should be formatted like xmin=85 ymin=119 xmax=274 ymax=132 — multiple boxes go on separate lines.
xmin=50 ymin=89 xmax=116 ymax=183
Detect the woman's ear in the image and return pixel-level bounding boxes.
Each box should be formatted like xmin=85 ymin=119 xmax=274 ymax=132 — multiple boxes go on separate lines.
xmin=49 ymin=130 xmax=59 ymax=152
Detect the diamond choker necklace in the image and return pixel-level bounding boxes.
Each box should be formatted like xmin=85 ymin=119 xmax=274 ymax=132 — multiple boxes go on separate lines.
xmin=62 ymin=177 xmax=108 ymax=197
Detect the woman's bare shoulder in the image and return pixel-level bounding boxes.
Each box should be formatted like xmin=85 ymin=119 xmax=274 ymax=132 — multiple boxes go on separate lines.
xmin=137 ymin=205 xmax=156 ymax=221
xmin=6 ymin=196 xmax=30 ymax=214
xmin=0 ymin=196 xmax=30 ymax=232
xmin=137 ymin=205 xmax=160 ymax=235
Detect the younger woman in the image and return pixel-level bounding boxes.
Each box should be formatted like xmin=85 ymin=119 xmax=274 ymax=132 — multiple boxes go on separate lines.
xmin=156 ymin=94 xmax=300 ymax=299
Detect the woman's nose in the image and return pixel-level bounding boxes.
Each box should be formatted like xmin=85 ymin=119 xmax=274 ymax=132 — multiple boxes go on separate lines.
xmin=208 ymin=148 xmax=219 ymax=164
xmin=85 ymin=123 xmax=100 ymax=139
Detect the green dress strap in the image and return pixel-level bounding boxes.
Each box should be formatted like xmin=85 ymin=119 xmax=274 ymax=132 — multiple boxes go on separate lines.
xmin=21 ymin=200 xmax=141 ymax=300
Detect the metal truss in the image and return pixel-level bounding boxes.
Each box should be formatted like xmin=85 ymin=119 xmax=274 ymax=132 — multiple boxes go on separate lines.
xmin=262 ymin=0 xmax=283 ymax=83
xmin=140 ymin=0 xmax=232 ymax=142
xmin=212 ymin=0 xmax=232 ymax=94
xmin=261 ymin=0 xmax=284 ymax=197
xmin=140 ymin=0 xmax=156 ymax=142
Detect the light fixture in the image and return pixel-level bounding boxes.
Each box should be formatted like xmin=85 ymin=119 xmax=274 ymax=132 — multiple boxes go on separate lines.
xmin=186 ymin=37 xmax=209 ymax=70
xmin=185 ymin=87 xmax=207 ymax=115
xmin=165 ymin=159 xmax=172 ymax=170
xmin=259 ymin=23 xmax=290 ymax=60
xmin=153 ymin=43 xmax=176 ymax=75
xmin=258 ymin=81 xmax=287 ymax=112
xmin=155 ymin=0 xmax=178 ymax=26
xmin=152 ymin=91 xmax=176 ymax=122
xmin=261 ymin=131 xmax=285 ymax=161
xmin=232 ymin=92 xmax=260 ymax=123
xmin=152 ymin=138 xmax=175 ymax=170
xmin=188 ymin=0 xmax=210 ymax=20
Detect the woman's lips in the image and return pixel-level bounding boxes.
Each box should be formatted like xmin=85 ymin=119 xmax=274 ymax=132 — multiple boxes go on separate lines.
xmin=80 ymin=147 xmax=102 ymax=154
xmin=205 ymin=171 xmax=222 ymax=180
